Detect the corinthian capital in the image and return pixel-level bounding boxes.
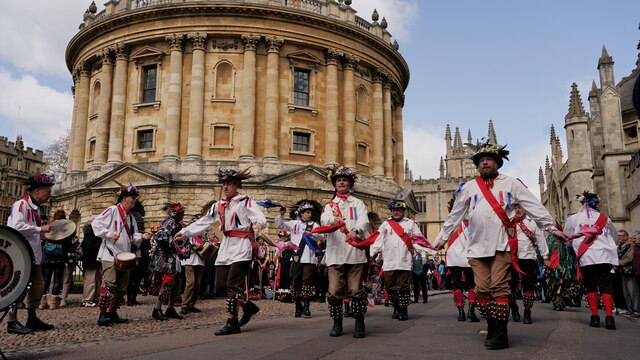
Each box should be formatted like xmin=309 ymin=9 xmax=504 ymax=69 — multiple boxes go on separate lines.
xmin=97 ymin=48 xmax=114 ymax=66
xmin=372 ymin=67 xmax=388 ymax=83
xmin=74 ymin=62 xmax=91 ymax=79
xmin=113 ymin=42 xmax=129 ymax=61
xmin=165 ymin=34 xmax=185 ymax=52
xmin=265 ymin=36 xmax=284 ymax=53
xmin=325 ymin=48 xmax=344 ymax=65
xmin=188 ymin=32 xmax=208 ymax=51
xmin=342 ymin=53 xmax=360 ymax=70
xmin=241 ymin=33 xmax=260 ymax=52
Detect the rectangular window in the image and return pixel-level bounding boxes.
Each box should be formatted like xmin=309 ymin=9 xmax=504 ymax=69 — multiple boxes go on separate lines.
xmin=88 ymin=139 xmax=96 ymax=160
xmin=293 ymin=69 xmax=310 ymax=106
xmin=137 ymin=130 xmax=154 ymax=149
xmin=292 ymin=132 xmax=310 ymax=152
xmin=357 ymin=143 xmax=369 ymax=164
xmin=142 ymin=66 xmax=157 ymax=103
xmin=213 ymin=126 xmax=231 ymax=147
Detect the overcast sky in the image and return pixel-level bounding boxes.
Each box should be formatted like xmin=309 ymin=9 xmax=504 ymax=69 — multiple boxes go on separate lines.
xmin=1 ymin=0 xmax=639 ymax=197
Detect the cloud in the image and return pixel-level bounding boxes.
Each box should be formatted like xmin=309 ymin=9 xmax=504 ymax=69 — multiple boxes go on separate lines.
xmin=349 ymin=0 xmax=420 ymax=43
xmin=0 ymin=68 xmax=72 ymax=149
xmin=403 ymin=124 xmax=446 ymax=180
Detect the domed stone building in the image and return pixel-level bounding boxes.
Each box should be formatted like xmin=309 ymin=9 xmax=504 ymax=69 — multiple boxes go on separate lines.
xmin=54 ymin=0 xmax=413 ymax=231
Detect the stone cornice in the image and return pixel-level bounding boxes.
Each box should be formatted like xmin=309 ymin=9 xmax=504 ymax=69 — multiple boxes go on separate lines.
xmin=66 ymin=3 xmax=409 ymax=91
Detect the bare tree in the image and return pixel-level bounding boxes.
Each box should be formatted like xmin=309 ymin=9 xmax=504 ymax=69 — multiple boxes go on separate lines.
xmin=44 ymin=129 xmax=70 ymax=182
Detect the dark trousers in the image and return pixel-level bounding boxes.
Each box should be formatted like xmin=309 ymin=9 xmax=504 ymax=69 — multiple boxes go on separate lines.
xmin=412 ymin=273 xmax=428 ymax=300
xmin=509 ymin=259 xmax=539 ymax=292
xmin=450 ymin=266 xmax=476 ymax=291
xmin=292 ymin=264 xmax=316 ymax=290
xmin=215 ymin=261 xmax=251 ymax=298
xmin=42 ymin=263 xmax=65 ymax=296
xmin=383 ymin=270 xmax=411 ymax=294
xmin=582 ymin=263 xmax=613 ymax=294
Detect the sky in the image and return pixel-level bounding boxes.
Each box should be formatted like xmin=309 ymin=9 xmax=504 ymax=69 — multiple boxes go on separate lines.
xmin=1 ymin=0 xmax=639 ymax=197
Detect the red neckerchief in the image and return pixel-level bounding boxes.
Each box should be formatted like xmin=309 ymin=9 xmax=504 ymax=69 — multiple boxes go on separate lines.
xmin=217 ymin=192 xmax=238 ymax=232
xmin=116 ymin=204 xmax=133 ymax=239
xmin=481 ymin=172 xmax=499 ymax=189
xmin=335 ymin=192 xmax=350 ymax=200
xmin=514 ymin=214 xmax=537 ymax=244
xmin=475 ymin=177 xmax=524 ymax=275
xmin=21 ymin=195 xmax=42 ymax=226
xmin=387 ymin=218 xmax=414 ymax=252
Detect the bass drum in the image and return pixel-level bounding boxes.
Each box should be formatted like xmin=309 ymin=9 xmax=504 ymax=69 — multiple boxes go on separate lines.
xmin=0 ymin=225 xmax=34 ymax=312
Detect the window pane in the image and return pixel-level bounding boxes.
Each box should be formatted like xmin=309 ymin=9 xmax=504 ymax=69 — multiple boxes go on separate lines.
xmin=292 ymin=133 xmax=309 ymax=152
xmin=138 ymin=130 xmax=154 ymax=149
xmin=293 ymin=70 xmax=310 ymax=106
xmin=143 ymin=67 xmax=157 ymax=103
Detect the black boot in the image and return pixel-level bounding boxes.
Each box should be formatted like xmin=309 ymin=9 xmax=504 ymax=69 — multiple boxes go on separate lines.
xmin=108 ymin=312 xmax=128 ymax=324
xmin=344 ymin=302 xmax=353 ymax=317
xmin=165 ymin=308 xmax=184 ymax=319
xmin=238 ymin=301 xmax=260 ymax=327
xmin=457 ymin=306 xmax=466 ymax=321
xmin=523 ymin=310 xmax=532 ymax=324
xmin=605 ymin=316 xmax=616 ymax=330
xmin=384 ymin=299 xmax=390 ymax=307
xmin=483 ymin=318 xmax=497 ymax=347
xmin=398 ymin=307 xmax=408 ymax=321
xmin=353 ymin=315 xmax=366 ymax=338
xmin=392 ymin=303 xmax=399 ymax=319
xmin=152 ymin=308 xmax=168 ymax=321
xmin=215 ymin=318 xmax=241 ymax=336
xmin=467 ymin=303 xmax=480 ymax=322
xmin=510 ymin=302 xmax=520 ymax=322
xmin=329 ymin=318 xmax=343 ymax=337
xmin=25 ymin=317 xmax=54 ymax=331
xmin=485 ymin=320 xmax=509 ymax=349
xmin=295 ymin=299 xmax=302 ymax=318
xmin=7 ymin=321 xmax=33 ymax=335
xmin=97 ymin=312 xmax=114 ymax=326
xmin=590 ymin=315 xmax=600 ymax=327
xmin=302 ymin=300 xmax=311 ymax=318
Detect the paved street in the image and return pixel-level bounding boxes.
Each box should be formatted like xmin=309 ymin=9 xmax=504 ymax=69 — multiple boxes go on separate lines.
xmin=4 ymin=292 xmax=639 ymax=360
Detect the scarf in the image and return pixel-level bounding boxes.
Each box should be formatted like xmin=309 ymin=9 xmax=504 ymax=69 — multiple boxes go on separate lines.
xmin=335 ymin=192 xmax=350 ymax=200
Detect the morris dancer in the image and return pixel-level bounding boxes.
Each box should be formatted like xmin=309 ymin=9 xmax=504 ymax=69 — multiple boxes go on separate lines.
xmin=180 ymin=217 xmax=212 ymax=315
xmin=433 ymin=194 xmax=479 ymax=323
xmin=564 ymin=191 xmax=618 ymax=330
xmin=6 ymin=173 xmax=56 ymax=334
xmin=320 ymin=165 xmax=370 ymax=338
xmin=275 ymin=202 xmax=322 ymax=318
xmin=92 ymin=185 xmax=152 ymax=326
xmin=149 ymin=203 xmax=186 ymax=321
xmin=175 ymin=168 xmax=267 ymax=336
xmin=437 ymin=141 xmax=564 ymax=349
xmin=509 ymin=202 xmax=550 ymax=324
xmin=370 ymin=200 xmax=429 ymax=321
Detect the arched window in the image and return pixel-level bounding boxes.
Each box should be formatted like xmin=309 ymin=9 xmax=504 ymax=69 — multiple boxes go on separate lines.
xmin=91 ymin=81 xmax=101 ymax=117
xmin=356 ymin=86 xmax=370 ymax=123
xmin=212 ymin=61 xmax=236 ymax=101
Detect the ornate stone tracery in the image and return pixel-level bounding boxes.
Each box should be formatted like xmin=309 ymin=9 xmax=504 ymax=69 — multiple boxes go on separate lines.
xmin=241 ymin=33 xmax=260 ymax=52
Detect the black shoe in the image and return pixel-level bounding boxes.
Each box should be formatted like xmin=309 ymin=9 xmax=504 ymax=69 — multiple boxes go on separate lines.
xmin=180 ymin=307 xmax=189 ymax=315
xmin=25 ymin=317 xmax=54 ymax=331
xmin=423 ymin=298 xmax=428 ymax=304
xmin=392 ymin=305 xmax=399 ymax=319
xmin=165 ymin=308 xmax=184 ymax=320
xmin=238 ymin=301 xmax=260 ymax=327
xmin=127 ymin=300 xmax=135 ymax=306
xmin=353 ymin=316 xmax=366 ymax=338
xmin=523 ymin=310 xmax=532 ymax=324
xmin=153 ymin=308 xmax=169 ymax=321
xmin=483 ymin=318 xmax=497 ymax=347
xmin=467 ymin=303 xmax=480 ymax=322
xmin=329 ymin=318 xmax=343 ymax=337
xmin=215 ymin=318 xmax=241 ymax=336
xmin=384 ymin=299 xmax=390 ymax=307
xmin=485 ymin=320 xmax=509 ymax=349
xmin=590 ymin=315 xmax=600 ymax=328
xmin=457 ymin=306 xmax=466 ymax=321
xmin=108 ymin=312 xmax=129 ymax=324
xmin=398 ymin=307 xmax=408 ymax=321
xmin=605 ymin=316 xmax=616 ymax=330
xmin=97 ymin=313 xmax=114 ymax=326
xmin=132 ymin=300 xmax=142 ymax=306
xmin=302 ymin=300 xmax=311 ymax=318
xmin=511 ymin=303 xmax=520 ymax=322
xmin=295 ymin=299 xmax=302 ymax=318
xmin=188 ymin=306 xmax=202 ymax=313
xmin=7 ymin=321 xmax=34 ymax=335
xmin=412 ymin=299 xmax=419 ymax=303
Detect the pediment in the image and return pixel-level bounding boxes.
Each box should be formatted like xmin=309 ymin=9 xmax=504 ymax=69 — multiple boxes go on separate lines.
xmin=86 ymin=163 xmax=169 ymax=191
xmin=131 ymin=46 xmax=165 ymax=66
xmin=600 ymin=85 xmax=621 ymax=99
xmin=264 ymin=165 xmax=333 ymax=191
xmin=286 ymin=50 xmax=323 ymax=67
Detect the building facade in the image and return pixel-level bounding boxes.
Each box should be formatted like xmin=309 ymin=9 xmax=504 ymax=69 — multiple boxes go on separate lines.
xmin=0 ymin=136 xmax=45 ymax=224
xmin=54 ymin=0 xmax=413 ymax=232
xmin=540 ymin=47 xmax=640 ymax=231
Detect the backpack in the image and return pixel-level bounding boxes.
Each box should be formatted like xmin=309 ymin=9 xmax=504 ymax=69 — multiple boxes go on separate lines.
xmin=43 ymin=242 xmax=64 ymax=257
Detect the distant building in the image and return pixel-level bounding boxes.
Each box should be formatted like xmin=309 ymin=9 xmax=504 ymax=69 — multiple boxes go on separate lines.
xmin=0 ymin=135 xmax=45 ymax=224
xmin=540 ymin=47 xmax=639 ymax=230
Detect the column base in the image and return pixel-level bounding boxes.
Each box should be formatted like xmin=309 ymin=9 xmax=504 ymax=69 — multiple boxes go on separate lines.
xmin=239 ymin=154 xmax=256 ymax=160
xmin=161 ymin=155 xmax=179 ymax=162
xmin=184 ymin=154 xmax=203 ymax=161
xmin=263 ymin=156 xmax=279 ymax=161
xmin=373 ymin=173 xmax=385 ymax=178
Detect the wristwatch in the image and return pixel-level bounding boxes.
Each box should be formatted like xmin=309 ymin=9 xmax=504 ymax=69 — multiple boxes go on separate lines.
xmin=351 ymin=228 xmax=359 ymax=234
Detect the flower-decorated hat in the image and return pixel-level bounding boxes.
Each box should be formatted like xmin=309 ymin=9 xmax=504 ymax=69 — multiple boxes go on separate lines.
xmin=388 ymin=199 xmax=406 ymax=210
xmin=162 ymin=202 xmax=185 ymax=218
xmin=297 ymin=202 xmax=315 ymax=216
xmin=326 ymin=164 xmax=357 ymax=186
xmin=216 ymin=167 xmax=252 ymax=185
xmin=466 ymin=139 xmax=510 ymax=169
xmin=575 ymin=190 xmax=600 ymax=209
xmin=24 ymin=173 xmax=55 ymax=191
xmin=116 ymin=185 xmax=139 ymax=202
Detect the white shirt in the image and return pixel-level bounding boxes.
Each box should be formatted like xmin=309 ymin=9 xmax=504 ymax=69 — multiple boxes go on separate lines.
xmin=433 ymin=221 xmax=471 ymax=268
xmin=370 ymin=217 xmax=424 ymax=271
xmin=514 ymin=215 xmax=549 ymax=260
xmin=441 ymin=174 xmax=556 ymax=258
xmin=178 ymin=193 xmax=267 ymax=266
xmin=275 ymin=216 xmax=322 ymax=264
xmin=564 ymin=205 xmax=618 ymax=266
xmin=320 ymin=195 xmax=369 ymax=266
xmin=8 ymin=196 xmax=44 ymax=264
xmin=180 ymin=236 xmax=206 ymax=267
xmin=92 ymin=204 xmax=143 ymax=262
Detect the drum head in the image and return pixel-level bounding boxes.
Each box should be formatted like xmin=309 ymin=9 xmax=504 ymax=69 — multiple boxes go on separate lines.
xmin=116 ymin=252 xmax=136 ymax=261
xmin=0 ymin=225 xmax=34 ymax=311
xmin=44 ymin=219 xmax=76 ymax=242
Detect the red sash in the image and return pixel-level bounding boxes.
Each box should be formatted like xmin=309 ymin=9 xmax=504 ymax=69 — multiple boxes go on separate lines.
xmin=572 ymin=213 xmax=608 ymax=279
xmin=116 ymin=204 xmax=133 ymax=240
xmin=327 ymin=201 xmax=350 ymax=235
xmin=387 ymin=219 xmax=414 ymax=252
xmin=475 ymin=177 xmax=524 ymax=275
xmin=448 ymin=220 xmax=469 ymax=247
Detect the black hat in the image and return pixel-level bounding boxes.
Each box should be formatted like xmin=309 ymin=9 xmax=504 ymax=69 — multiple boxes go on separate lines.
xmin=24 ymin=173 xmax=55 ymax=191
xmin=466 ymin=139 xmax=510 ymax=169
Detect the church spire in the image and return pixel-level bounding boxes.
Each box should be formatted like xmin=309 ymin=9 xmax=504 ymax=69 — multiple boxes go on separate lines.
xmin=487 ymin=119 xmax=497 ymax=144
xmin=566 ymin=82 xmax=586 ymax=119
xmin=454 ymin=127 xmax=462 ymax=148
xmin=439 ymin=156 xmax=445 ymax=178
xmin=598 ymin=44 xmax=615 ymax=87
xmin=550 ymin=125 xmax=556 ymax=145
xmin=467 ymin=129 xmax=473 ymax=143
xmin=445 ymin=124 xmax=451 ymax=141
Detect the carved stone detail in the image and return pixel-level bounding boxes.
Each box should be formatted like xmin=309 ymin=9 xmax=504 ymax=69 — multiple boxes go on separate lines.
xmin=265 ymin=36 xmax=284 ymax=53
xmin=241 ymin=33 xmax=260 ymax=51
xmin=165 ymin=34 xmax=185 ymax=52
xmin=188 ymin=32 xmax=208 ymax=51
xmin=325 ymin=48 xmax=344 ymax=66
xmin=212 ymin=39 xmax=239 ymax=51
xmin=113 ymin=42 xmax=129 ymax=61
xmin=97 ymin=48 xmax=114 ymax=66
xmin=74 ymin=62 xmax=91 ymax=78
xmin=372 ymin=67 xmax=387 ymax=83
xmin=342 ymin=53 xmax=360 ymax=70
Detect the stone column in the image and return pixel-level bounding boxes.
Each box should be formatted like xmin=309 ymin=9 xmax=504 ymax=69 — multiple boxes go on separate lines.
xmin=186 ymin=32 xmax=207 ymax=160
xmin=164 ymin=34 xmax=185 ymax=161
xmin=394 ymin=95 xmax=405 ymax=184
xmin=107 ymin=43 xmax=129 ymax=165
xmin=383 ymin=80 xmax=393 ymax=178
xmin=342 ymin=53 xmax=359 ymax=169
xmin=94 ymin=48 xmax=114 ymax=166
xmin=66 ymin=78 xmax=78 ymax=172
xmin=324 ymin=48 xmax=342 ymax=167
xmin=72 ymin=63 xmax=91 ymax=171
xmin=239 ymin=33 xmax=260 ymax=160
xmin=371 ymin=69 xmax=384 ymax=177
xmin=263 ymin=36 xmax=284 ymax=161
